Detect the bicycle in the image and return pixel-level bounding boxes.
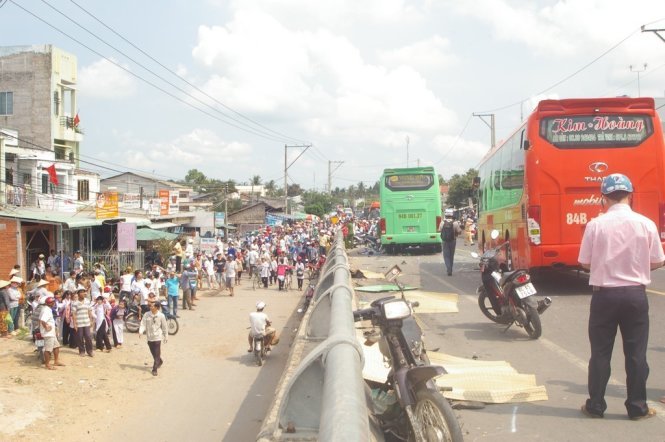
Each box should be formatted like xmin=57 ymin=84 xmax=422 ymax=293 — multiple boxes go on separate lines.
xmin=284 ymin=271 xmax=292 ymax=291
xmin=252 ymin=271 xmax=262 ymax=290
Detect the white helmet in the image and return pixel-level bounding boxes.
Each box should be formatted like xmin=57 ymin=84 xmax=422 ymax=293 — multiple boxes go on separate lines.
xmin=256 ymin=301 xmax=266 ymax=310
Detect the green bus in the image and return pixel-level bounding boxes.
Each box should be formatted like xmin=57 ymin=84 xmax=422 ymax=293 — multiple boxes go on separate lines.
xmin=379 ymin=167 xmax=443 ymax=254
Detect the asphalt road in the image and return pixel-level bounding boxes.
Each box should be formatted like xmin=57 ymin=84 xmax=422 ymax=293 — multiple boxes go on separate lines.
xmin=349 ymin=240 xmax=665 ymax=442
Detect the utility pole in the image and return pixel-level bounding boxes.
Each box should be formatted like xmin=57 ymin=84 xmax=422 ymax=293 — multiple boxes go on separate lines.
xmin=224 ymin=182 xmax=228 ymax=228
xmin=284 ymin=144 xmax=311 ymax=214
xmin=642 ymin=25 xmax=665 ymax=43
xmin=473 ymin=113 xmax=496 ymax=149
xmin=629 ymin=63 xmax=647 ymax=97
xmin=328 ymin=160 xmax=344 ymax=195
xmin=406 ymin=136 xmax=410 ymax=167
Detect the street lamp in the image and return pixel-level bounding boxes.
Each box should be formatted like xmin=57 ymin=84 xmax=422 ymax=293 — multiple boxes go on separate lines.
xmin=629 ymin=63 xmax=647 ymax=97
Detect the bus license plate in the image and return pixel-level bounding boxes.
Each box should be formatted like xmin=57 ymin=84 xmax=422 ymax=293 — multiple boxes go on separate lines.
xmin=515 ymin=283 xmax=536 ymax=299
xmin=407 ymin=226 xmax=416 ymax=232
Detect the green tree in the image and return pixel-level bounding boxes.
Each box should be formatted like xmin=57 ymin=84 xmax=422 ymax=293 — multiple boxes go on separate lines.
xmin=265 ymin=180 xmax=277 ymax=196
xmin=445 ymin=168 xmax=478 ymax=208
xmin=184 ymin=169 xmax=207 ymax=191
xmin=287 ymin=183 xmax=303 ymax=197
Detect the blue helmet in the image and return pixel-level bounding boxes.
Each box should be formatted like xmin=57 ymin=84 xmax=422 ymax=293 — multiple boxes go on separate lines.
xmin=601 ymin=173 xmax=633 ymax=195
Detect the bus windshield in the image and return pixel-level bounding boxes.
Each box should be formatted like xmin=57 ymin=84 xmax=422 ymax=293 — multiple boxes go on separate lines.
xmin=384 ymin=174 xmax=434 ymax=191
xmin=540 ymin=114 xmax=653 ymax=148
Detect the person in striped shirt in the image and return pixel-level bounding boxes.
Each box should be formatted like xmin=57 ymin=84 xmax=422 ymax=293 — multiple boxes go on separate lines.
xmin=71 ymin=288 xmax=95 ymax=357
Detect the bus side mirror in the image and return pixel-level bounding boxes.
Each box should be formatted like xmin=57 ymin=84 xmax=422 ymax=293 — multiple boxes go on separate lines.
xmin=472 ymin=176 xmax=480 ymax=190
xmin=522 ymin=140 xmax=531 ymax=150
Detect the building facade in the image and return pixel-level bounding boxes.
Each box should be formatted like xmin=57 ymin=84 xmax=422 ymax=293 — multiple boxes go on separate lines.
xmin=0 ymin=44 xmax=99 ymax=211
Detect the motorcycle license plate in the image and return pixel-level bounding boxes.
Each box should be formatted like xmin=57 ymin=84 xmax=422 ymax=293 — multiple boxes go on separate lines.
xmin=35 ymin=340 xmax=44 ymax=346
xmin=515 ymin=283 xmax=536 ymax=299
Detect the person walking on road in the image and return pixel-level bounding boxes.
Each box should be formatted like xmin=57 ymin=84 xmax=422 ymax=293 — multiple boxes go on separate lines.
xmin=139 ymin=301 xmax=168 ymax=376
xmin=578 ymin=173 xmax=665 ymax=420
xmin=439 ymin=213 xmax=462 ymax=276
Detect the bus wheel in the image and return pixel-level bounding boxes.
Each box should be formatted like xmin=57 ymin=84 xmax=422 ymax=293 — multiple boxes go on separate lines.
xmin=434 ymin=243 xmax=442 ymax=254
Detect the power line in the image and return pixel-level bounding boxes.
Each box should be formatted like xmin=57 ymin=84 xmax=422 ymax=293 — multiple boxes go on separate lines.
xmin=11 ymin=1 xmax=298 ymax=144
xmin=476 ymin=27 xmax=641 ymax=114
xmin=67 ymin=0 xmax=310 ymax=146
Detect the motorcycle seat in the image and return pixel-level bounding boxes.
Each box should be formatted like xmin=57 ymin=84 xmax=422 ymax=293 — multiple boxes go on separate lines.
xmin=499 ymin=271 xmax=517 ymax=285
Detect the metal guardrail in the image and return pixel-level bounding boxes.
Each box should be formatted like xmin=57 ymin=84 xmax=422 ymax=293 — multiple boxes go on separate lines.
xmin=257 ymin=231 xmax=374 ymax=441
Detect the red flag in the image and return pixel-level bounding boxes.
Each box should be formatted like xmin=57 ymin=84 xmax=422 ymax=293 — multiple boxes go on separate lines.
xmin=46 ymin=164 xmax=59 ymax=185
xmin=73 ymin=113 xmax=80 ymax=126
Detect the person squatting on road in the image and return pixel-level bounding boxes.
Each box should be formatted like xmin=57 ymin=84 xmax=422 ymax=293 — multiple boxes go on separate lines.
xmin=139 ymin=301 xmax=168 ymax=376
xmin=247 ymin=301 xmax=277 ymax=353
xmin=578 ymin=173 xmax=665 ymax=420
xmin=439 ymin=213 xmax=462 ymax=276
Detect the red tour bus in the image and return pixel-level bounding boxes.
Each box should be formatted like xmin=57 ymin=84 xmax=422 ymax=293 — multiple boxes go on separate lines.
xmin=476 ymin=97 xmax=665 ymax=270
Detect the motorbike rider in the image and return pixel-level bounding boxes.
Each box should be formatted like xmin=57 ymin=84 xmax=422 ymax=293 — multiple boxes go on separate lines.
xmin=247 ymin=301 xmax=277 ymax=353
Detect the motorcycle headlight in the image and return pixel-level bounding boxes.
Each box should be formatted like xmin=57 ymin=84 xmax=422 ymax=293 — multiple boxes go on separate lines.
xmin=382 ymin=300 xmax=411 ymax=320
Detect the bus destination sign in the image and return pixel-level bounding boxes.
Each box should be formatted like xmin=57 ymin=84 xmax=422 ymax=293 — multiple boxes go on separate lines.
xmin=541 ymin=115 xmax=651 ymax=147
xmin=386 ymin=174 xmax=433 ymax=190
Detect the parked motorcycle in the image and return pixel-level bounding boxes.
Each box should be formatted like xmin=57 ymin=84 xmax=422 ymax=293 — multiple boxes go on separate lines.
xmin=354 ymin=294 xmax=463 ymax=441
xmin=297 ymin=281 xmax=315 ymax=314
xmin=472 ymin=230 xmax=551 ymax=339
xmin=124 ymin=301 xmax=179 ymax=335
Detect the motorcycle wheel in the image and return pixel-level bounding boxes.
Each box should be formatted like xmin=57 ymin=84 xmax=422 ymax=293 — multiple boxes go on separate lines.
xmin=124 ymin=312 xmax=140 ymax=333
xmin=523 ymin=305 xmax=542 ymax=339
xmin=410 ymin=388 xmax=464 ymax=442
xmin=477 ymin=287 xmax=503 ymax=323
xmin=167 ymin=317 xmax=179 ymax=335
xmin=255 ymin=348 xmax=263 ymax=366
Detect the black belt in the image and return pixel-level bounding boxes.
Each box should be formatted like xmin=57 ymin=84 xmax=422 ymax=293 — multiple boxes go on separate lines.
xmin=592 ymin=285 xmax=646 ymax=292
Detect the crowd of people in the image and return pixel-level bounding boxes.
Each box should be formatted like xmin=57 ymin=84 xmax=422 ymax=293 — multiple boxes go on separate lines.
xmin=0 ymin=214 xmax=355 ymax=374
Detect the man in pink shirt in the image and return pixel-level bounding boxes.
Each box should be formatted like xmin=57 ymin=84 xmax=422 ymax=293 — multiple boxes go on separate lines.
xmin=578 ymin=173 xmax=665 ymax=420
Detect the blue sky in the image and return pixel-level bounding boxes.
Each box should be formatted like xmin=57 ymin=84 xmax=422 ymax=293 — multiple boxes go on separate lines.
xmin=2 ymin=0 xmax=665 ymax=190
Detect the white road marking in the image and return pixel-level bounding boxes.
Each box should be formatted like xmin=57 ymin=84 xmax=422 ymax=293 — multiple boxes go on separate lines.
xmin=421 ymin=263 xmax=665 ymax=420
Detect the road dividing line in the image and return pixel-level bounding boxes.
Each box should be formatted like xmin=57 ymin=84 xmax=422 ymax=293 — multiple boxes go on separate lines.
xmin=647 ymin=288 xmax=665 ymax=296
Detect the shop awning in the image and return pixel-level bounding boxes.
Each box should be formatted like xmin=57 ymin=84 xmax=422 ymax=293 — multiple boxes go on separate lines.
xmin=0 ymin=208 xmax=150 ymax=229
xmin=150 ymin=222 xmax=178 ymax=230
xmin=135 ymin=228 xmax=180 ymax=241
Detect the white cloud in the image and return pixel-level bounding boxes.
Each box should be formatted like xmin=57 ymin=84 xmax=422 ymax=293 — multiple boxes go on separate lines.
xmin=191 ymin=9 xmax=457 ymax=150
xmin=379 ymin=36 xmax=458 ymax=71
xmin=431 ymin=135 xmax=488 ymax=174
xmin=115 ymin=129 xmax=253 ymax=177
xmin=227 ymin=0 xmax=425 ymax=28
xmin=78 ymin=58 xmax=137 ymax=99
xmin=445 ymin=0 xmax=661 ymax=56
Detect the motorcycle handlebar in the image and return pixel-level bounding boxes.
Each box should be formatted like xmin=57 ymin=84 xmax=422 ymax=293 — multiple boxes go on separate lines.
xmin=353 ymin=307 xmax=376 ymax=322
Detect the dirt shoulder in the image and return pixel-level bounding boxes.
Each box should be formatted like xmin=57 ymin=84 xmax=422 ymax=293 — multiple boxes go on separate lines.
xmin=0 ymin=281 xmax=303 ymax=442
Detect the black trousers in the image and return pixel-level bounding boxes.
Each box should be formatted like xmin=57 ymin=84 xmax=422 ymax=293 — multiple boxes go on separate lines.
xmin=586 ymin=286 xmax=650 ymax=418
xmin=95 ymin=321 xmax=112 ymax=350
xmin=62 ymin=320 xmax=73 ymax=346
xmin=148 ymin=340 xmax=163 ymax=371
xmin=77 ymin=326 xmax=93 ymax=356
xmin=442 ymin=240 xmax=456 ymax=275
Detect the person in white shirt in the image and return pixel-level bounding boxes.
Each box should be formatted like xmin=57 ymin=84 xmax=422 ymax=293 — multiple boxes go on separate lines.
xmin=224 ymin=256 xmax=237 ymax=297
xmin=247 ymin=301 xmax=276 ymax=352
xmin=119 ymin=268 xmax=133 ymax=301
xmin=40 ymin=297 xmax=63 ymax=370
xmin=139 ymin=301 xmax=168 ymax=376
xmin=72 ymin=251 xmax=84 ymax=275
xmin=90 ymin=272 xmax=103 ymax=300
